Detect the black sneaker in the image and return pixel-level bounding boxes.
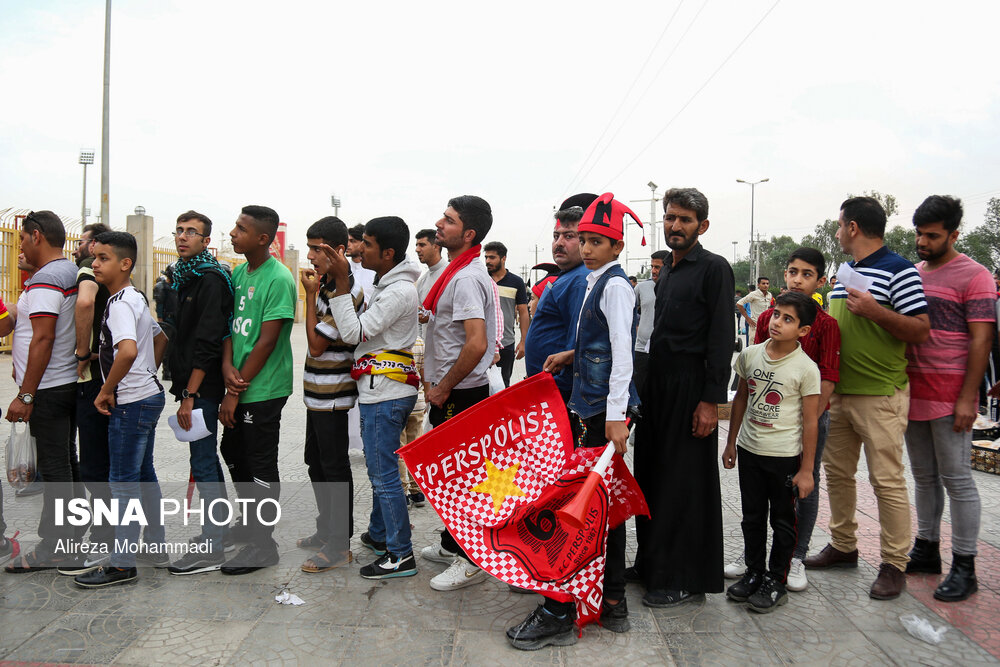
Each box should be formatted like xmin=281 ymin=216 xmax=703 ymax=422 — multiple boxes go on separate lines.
xmin=136 ymin=551 xmax=170 ymax=568
xmin=360 ymin=531 xmax=387 ymax=556
xmin=169 ymin=550 xmax=225 ymax=576
xmin=188 ymin=534 xmax=236 ymax=554
xmin=600 ymin=599 xmax=630 ymax=633
xmin=624 ymin=565 xmax=642 ymax=584
xmin=221 ymin=544 xmax=279 ymax=576
xmin=0 ymin=536 xmax=15 ymax=566
xmin=408 ymin=492 xmax=426 ymax=508
xmin=228 ymin=521 xmax=253 ymax=544
xmin=748 ymin=574 xmax=788 ymax=613
xmin=506 ymin=605 xmax=578 ymax=650
xmin=359 ymin=552 xmax=417 ymax=580
xmin=74 ymin=566 xmax=138 ymax=588
xmin=57 ymin=552 xmax=110 ymax=576
xmin=727 ymin=570 xmax=765 ymax=603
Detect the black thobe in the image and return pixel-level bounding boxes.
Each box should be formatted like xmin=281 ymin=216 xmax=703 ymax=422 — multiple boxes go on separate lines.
xmin=634 ymin=242 xmax=734 ymax=593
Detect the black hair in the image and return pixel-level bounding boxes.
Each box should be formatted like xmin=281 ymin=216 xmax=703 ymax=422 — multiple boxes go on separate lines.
xmin=774 ymin=291 xmax=817 ymax=328
xmin=840 ymin=196 xmax=886 ymax=238
xmin=662 ymin=188 xmax=709 ymax=222
xmin=306 ymin=216 xmax=348 ymax=248
xmin=22 ymin=210 xmax=66 ymax=248
xmin=176 ymin=210 xmax=213 ymax=237
xmin=912 ymin=195 xmax=963 ymax=233
xmin=448 ymin=195 xmax=493 ymax=245
xmin=82 ymin=222 xmax=110 ymax=237
xmin=364 ymin=216 xmax=409 ymax=266
xmin=629 ymin=275 xmax=637 ymax=281
xmin=483 ymin=241 xmax=507 ymax=257
xmin=349 ymin=224 xmax=365 ymax=241
xmin=757 ymin=276 xmax=770 ymax=284
xmin=787 ymin=247 xmax=826 ymax=276
xmin=94 ymin=231 xmax=138 ymax=269
xmin=650 ymin=250 xmax=668 ymax=262
xmin=240 ymin=205 xmax=279 ymax=243
xmin=415 ymin=229 xmax=437 ymax=243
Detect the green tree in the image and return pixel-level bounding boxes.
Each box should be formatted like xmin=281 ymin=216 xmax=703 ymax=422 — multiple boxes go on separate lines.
xmin=732 ymin=258 xmax=752 ymax=291
xmin=848 ymin=190 xmax=899 ymax=218
xmin=883 ymin=226 xmax=918 ymax=263
xmin=956 ymin=197 xmax=1000 ymax=269
xmin=801 ymin=218 xmax=847 ymax=277
xmin=755 ymin=235 xmax=801 ymax=285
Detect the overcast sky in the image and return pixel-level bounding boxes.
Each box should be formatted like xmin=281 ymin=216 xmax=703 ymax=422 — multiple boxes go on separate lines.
xmin=2 ymin=0 xmax=998 ymax=276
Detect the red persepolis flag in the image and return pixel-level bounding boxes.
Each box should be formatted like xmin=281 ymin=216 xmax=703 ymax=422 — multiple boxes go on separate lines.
xmin=399 ymin=373 xmax=647 ymax=627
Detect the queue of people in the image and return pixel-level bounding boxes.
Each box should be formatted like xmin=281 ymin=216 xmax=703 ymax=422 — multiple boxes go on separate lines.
xmin=0 ymin=190 xmax=991 ymax=651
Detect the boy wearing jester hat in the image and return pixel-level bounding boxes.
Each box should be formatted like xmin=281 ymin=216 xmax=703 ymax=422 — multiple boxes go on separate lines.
xmin=507 ymin=192 xmax=643 ymax=649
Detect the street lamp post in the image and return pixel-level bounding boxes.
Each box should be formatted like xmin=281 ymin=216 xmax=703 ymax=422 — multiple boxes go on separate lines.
xmin=79 ymin=149 xmax=94 ymax=224
xmin=629 ymin=180 xmax=660 ymax=255
xmin=736 ymin=178 xmax=769 ymax=284
xmin=331 ymin=195 xmax=341 ymax=218
xmin=100 ymin=0 xmax=111 ymax=226
xmin=731 ymin=240 xmax=738 ymax=263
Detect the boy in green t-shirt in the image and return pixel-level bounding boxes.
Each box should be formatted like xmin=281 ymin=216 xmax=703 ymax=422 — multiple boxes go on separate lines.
xmin=219 ymin=205 xmax=297 ymax=575
xmin=722 ymin=291 xmax=820 ymax=613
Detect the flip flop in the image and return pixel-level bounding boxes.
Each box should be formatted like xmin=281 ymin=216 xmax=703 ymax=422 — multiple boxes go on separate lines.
xmin=301 ymin=549 xmax=352 ymax=573
xmin=5 ymin=547 xmax=58 ymax=574
xmin=296 ymin=533 xmax=325 ymax=550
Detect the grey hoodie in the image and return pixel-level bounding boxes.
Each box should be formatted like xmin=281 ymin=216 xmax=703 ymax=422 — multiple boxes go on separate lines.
xmin=329 ymin=258 xmax=421 ymax=404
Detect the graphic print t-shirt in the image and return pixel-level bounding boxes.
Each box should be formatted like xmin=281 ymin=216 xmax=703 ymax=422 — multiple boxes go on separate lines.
xmin=733 ymin=341 xmax=821 ymax=457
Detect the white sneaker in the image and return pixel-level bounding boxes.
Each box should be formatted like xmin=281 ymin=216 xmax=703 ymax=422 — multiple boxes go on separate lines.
xmin=420 ymin=545 xmax=457 ymax=565
xmin=724 ymin=552 xmax=747 ymax=579
xmin=786 ymin=557 xmax=808 ymax=591
xmin=429 ymin=558 xmax=487 ymax=591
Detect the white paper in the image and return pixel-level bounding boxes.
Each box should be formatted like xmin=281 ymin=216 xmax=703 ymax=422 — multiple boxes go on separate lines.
xmin=167 ymin=409 xmax=212 ymax=442
xmin=275 ymin=589 xmax=305 ymax=605
xmin=836 ymin=263 xmax=874 ymax=293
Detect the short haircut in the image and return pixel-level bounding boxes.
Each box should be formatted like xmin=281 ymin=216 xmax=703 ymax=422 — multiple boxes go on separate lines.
xmin=306 ymin=216 xmax=348 ymax=248
xmin=415 ymin=228 xmax=437 ymax=243
xmin=775 ymin=291 xmax=817 ymax=328
xmin=22 ymin=210 xmax=66 ymax=248
xmin=94 ymin=231 xmax=138 ymax=268
xmin=448 ymin=195 xmax=493 ymax=245
xmin=912 ymin=195 xmax=963 ymax=233
xmin=629 ymin=275 xmax=637 ymax=281
xmin=786 ymin=247 xmax=826 ymax=277
xmin=82 ymin=222 xmax=110 ymax=237
xmin=364 ymin=216 xmax=409 ymax=265
xmin=650 ymin=250 xmax=668 ymax=262
xmin=758 ymin=276 xmax=770 ymax=284
xmin=349 ymin=224 xmax=365 ymax=241
xmin=483 ymin=241 xmax=507 ymax=257
xmin=177 ymin=210 xmax=213 ymax=237
xmin=241 ymin=205 xmax=279 ymax=243
xmin=840 ymin=196 xmax=886 ymax=238
xmin=662 ymin=188 xmax=709 ymax=222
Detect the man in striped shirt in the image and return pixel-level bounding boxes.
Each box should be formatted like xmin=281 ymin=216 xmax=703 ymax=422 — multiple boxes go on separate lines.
xmin=804 ymin=196 xmax=929 ymax=602
xmin=298 ymin=217 xmax=364 ymax=573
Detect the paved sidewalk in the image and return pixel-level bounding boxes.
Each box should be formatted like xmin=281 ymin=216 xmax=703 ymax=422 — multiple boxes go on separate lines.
xmin=2 ymin=321 xmax=1000 ymax=665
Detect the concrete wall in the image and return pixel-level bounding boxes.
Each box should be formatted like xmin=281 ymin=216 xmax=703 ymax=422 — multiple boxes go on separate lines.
xmin=126 ymin=213 xmax=155 ymax=303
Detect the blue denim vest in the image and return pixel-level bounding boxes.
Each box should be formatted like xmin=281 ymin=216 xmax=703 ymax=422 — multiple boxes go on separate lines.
xmin=568 ymin=264 xmax=640 ymax=420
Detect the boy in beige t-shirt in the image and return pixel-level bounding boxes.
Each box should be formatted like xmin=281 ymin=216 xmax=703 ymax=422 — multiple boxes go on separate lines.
xmin=722 ymin=291 xmax=820 ymax=613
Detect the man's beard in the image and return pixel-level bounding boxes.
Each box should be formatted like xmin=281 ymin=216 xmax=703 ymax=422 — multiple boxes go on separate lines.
xmin=666 ymin=231 xmax=697 ymax=251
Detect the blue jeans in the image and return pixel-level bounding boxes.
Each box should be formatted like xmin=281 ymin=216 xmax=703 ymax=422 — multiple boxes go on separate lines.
xmin=793 ymin=409 xmax=830 ymax=559
xmin=189 ymin=398 xmax=228 ymax=551
xmin=108 ymin=392 xmax=166 ymax=568
xmin=360 ymin=395 xmax=417 ymax=557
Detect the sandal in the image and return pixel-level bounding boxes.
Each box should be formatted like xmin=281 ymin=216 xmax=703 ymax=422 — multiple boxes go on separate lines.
xmin=296 ymin=533 xmax=325 ymax=550
xmin=301 ymin=548 xmax=352 ymax=573
xmin=5 ymin=548 xmax=60 ymax=574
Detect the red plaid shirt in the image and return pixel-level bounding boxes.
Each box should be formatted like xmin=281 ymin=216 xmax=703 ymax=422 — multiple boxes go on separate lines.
xmin=755 ymin=306 xmax=840 ymax=384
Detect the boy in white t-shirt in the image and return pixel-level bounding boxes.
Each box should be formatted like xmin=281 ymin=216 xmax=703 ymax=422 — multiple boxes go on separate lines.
xmin=722 ymin=291 xmax=820 ymax=613
xmin=75 ymin=232 xmax=168 ymax=589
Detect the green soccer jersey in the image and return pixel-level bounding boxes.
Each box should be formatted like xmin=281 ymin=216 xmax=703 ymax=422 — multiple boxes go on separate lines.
xmin=231 ymin=256 xmax=297 ymax=403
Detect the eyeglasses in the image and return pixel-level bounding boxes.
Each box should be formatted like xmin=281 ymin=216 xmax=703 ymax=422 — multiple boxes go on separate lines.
xmin=172 ymin=229 xmax=206 ymax=239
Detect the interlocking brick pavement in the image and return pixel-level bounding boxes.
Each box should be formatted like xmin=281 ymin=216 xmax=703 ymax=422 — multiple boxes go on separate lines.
xmin=1 ymin=322 xmax=999 ymax=665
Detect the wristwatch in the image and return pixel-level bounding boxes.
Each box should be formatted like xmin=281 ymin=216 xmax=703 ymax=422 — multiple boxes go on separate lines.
xmin=181 ymin=389 xmax=200 ymax=400
xmin=18 ymin=392 xmax=34 ymax=405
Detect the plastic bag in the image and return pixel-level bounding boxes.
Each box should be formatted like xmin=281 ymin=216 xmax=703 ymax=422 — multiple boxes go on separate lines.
xmin=487 ymin=364 xmax=505 ymax=395
xmin=900 ymin=614 xmax=948 ymax=645
xmin=6 ymin=422 xmax=37 ymax=490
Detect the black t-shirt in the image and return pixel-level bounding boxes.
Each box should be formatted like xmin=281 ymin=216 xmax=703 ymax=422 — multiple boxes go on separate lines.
xmin=76 ymin=257 xmax=111 ymax=377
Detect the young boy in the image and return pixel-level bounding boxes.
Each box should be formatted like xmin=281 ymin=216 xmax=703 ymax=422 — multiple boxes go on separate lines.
xmin=298 ymin=216 xmax=363 ymax=573
xmin=722 ymin=291 xmax=821 ymax=612
xmin=507 ymin=192 xmax=640 ymax=650
xmin=219 ymin=205 xmax=297 ymax=575
xmin=75 ymin=232 xmax=168 ymax=588
xmin=725 ymin=248 xmax=840 ymax=591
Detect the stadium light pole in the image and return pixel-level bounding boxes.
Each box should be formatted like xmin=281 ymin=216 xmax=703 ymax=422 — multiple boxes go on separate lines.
xmin=79 ymin=149 xmax=94 ymax=224
xmin=736 ymin=178 xmax=769 ymax=284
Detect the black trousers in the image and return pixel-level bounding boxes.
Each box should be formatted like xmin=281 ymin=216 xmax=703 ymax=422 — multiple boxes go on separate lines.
xmin=220 ymin=396 xmax=287 ymax=547
xmin=737 ymin=446 xmax=800 ymax=582
xmin=304 ymin=409 xmax=353 ymax=550
xmin=497 ymin=346 xmax=516 ymax=388
xmin=77 ymin=376 xmax=114 ymax=547
xmin=30 ymin=382 xmax=84 ymax=550
xmin=431 ymin=384 xmax=490 ymax=561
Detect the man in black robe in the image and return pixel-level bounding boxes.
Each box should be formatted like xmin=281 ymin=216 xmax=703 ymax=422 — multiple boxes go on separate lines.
xmin=631 ymin=187 xmax=735 ymax=607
